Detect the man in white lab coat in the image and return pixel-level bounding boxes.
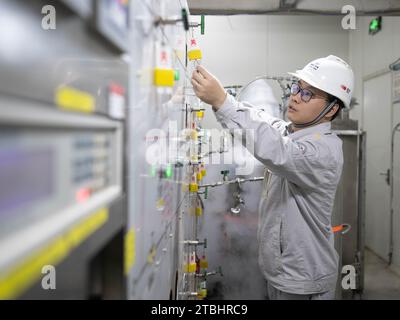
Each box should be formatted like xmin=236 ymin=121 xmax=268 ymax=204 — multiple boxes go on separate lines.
xmin=191 ymin=56 xmax=354 ymax=300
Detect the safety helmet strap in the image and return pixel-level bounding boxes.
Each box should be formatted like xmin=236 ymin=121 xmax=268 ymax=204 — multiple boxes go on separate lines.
xmin=292 ymin=99 xmax=338 ymax=129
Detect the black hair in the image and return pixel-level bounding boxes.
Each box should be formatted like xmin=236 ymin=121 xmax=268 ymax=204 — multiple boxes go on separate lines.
xmin=327 ymin=94 xmax=344 ymax=121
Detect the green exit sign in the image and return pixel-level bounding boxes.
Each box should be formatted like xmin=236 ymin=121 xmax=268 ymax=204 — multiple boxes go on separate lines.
xmin=369 ymin=16 xmax=382 ymax=35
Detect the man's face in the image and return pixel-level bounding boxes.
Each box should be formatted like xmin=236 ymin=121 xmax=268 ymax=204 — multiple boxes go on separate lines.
xmin=287 ymin=80 xmax=330 ymax=124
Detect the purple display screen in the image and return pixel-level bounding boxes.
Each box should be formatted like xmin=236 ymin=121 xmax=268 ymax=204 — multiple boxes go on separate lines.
xmin=0 ymin=148 xmax=54 ymax=216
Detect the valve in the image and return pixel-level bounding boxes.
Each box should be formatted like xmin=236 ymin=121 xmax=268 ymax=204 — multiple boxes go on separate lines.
xmin=182 ymin=8 xmax=189 ymax=31
xmin=154 ymin=8 xmax=189 ymax=32
xmin=164 ymin=164 xmax=173 ymax=178
xmin=189 ymin=15 xmax=205 ymax=35
xmin=178 ymin=291 xmax=200 ymax=298
xmin=207 ymin=266 xmax=224 ymax=277
xmin=201 ymin=15 xmax=205 ymax=35
xmin=190 ymin=106 xmax=206 ymax=112
xmin=183 ymin=238 xmax=207 ymax=248
xmin=197 ymin=281 xmax=207 ymax=300
xmin=174 ymin=69 xmax=180 ymax=81
xmin=221 ymin=170 xmax=229 ymax=181
xmin=196 ymin=266 xmax=223 ymax=278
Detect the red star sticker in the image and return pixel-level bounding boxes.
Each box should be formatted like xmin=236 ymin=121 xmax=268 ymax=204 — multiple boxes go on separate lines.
xmin=161 ymin=51 xmax=167 ymax=62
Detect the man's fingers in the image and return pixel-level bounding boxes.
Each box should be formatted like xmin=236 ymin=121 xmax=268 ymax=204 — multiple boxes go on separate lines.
xmin=191 ymin=78 xmax=202 ymax=91
xmin=196 ymin=65 xmax=212 ymax=79
xmin=192 ymin=70 xmax=205 ymax=84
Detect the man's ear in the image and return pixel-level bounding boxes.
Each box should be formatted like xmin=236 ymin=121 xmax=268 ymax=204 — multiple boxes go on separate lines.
xmin=325 ymin=104 xmax=339 ymax=119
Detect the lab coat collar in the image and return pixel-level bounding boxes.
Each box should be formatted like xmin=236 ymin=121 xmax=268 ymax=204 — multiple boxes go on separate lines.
xmin=285 ymin=122 xmax=332 ymax=140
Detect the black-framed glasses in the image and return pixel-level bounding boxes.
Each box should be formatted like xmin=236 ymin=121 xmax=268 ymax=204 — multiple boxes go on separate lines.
xmin=290 ymin=82 xmax=328 ymax=103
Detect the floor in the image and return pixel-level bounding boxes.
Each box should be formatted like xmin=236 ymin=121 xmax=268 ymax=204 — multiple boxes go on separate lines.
xmin=362 ymin=248 xmax=400 ymax=300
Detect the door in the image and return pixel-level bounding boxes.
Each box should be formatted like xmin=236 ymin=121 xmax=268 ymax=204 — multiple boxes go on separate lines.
xmin=363 ymin=72 xmax=392 ymax=262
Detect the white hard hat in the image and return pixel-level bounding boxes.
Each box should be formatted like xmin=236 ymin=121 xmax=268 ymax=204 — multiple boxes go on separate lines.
xmin=288 ymin=55 xmax=354 ymax=109
xmin=238 ymin=79 xmax=280 ymax=118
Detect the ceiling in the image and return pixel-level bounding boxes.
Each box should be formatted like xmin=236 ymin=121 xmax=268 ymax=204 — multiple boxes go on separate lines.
xmin=187 ymin=0 xmax=400 ymax=15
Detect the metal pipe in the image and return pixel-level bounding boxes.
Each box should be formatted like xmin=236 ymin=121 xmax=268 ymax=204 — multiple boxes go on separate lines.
xmin=198 ymin=176 xmax=264 ymax=189
xmin=236 ymin=75 xmax=295 ymax=101
xmin=389 ymin=122 xmax=400 ymax=265
xmin=189 ymin=9 xmax=400 ymax=16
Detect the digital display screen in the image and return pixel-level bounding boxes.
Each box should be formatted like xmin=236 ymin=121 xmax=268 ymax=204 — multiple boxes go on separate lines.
xmin=0 ymin=148 xmax=54 ymax=216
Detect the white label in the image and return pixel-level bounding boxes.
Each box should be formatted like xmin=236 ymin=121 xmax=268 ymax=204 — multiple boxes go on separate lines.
xmin=109 ymin=92 xmax=125 ymax=119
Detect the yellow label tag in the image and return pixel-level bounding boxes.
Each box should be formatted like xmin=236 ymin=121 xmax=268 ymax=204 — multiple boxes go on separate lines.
xmin=0 ymin=208 xmax=108 ymax=300
xmin=55 ymin=86 xmax=95 ymax=113
xmin=124 ymin=227 xmax=136 ymax=275
xmin=154 ymin=68 xmax=175 ymax=87
xmin=156 ymin=198 xmax=165 ymax=210
xmin=196 ymin=172 xmax=202 ymax=181
xmin=197 ymin=289 xmax=207 ymax=299
xmin=189 ymin=183 xmax=198 ymax=193
xmin=195 ymin=207 xmax=203 ymax=217
xmin=188 ymin=49 xmax=202 ymax=61
xmin=190 ymin=129 xmax=198 ymax=140
xmin=188 ymin=263 xmax=197 ymax=273
xmin=200 ymin=259 xmax=208 ymax=269
xmin=196 ymin=111 xmax=204 ymax=119
xmin=147 ymin=246 xmax=156 ymax=265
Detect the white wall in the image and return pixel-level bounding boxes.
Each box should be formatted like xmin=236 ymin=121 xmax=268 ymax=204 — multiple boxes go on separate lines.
xmin=349 ymin=17 xmax=400 ymax=124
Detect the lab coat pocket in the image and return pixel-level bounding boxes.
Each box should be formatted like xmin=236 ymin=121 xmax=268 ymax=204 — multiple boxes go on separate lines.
xmin=259 ymin=216 xmax=283 ymax=276
xmin=271 ymin=217 xmax=284 ymax=272
xmin=281 ymin=224 xmax=308 ymax=280
xmin=279 ymin=216 xmax=288 ymax=256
